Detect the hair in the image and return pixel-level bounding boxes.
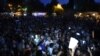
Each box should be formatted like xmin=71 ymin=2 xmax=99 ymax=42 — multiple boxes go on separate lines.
xmin=74 ymin=48 xmax=90 ymax=56
xmin=80 ymin=52 xmax=90 ymax=56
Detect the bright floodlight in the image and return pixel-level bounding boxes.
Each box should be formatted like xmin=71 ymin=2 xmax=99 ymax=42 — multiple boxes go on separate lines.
xmin=82 ymin=40 xmax=86 ymax=44
xmin=30 ymin=34 xmax=34 ymax=38
xmin=76 ymin=32 xmax=80 ymax=36
xmin=68 ymin=27 xmax=71 ymax=30
xmin=23 ymin=13 xmax=27 ymax=16
xmin=32 ymin=12 xmax=46 ymax=17
xmin=68 ymin=37 xmax=79 ymax=49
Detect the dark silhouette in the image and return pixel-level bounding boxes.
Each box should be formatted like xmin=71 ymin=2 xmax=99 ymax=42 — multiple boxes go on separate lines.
xmin=46 ymin=0 xmax=58 ymax=13
xmin=74 ymin=0 xmax=96 ymax=11
xmin=28 ymin=0 xmax=45 ymax=12
xmin=0 ymin=0 xmax=7 ymax=12
xmin=68 ymin=0 xmax=74 ymax=9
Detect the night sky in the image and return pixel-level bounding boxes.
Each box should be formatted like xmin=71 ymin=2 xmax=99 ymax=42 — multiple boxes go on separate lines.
xmin=1 ymin=0 xmax=100 ymax=6
xmin=40 ymin=0 xmax=100 ymax=5
xmin=40 ymin=0 xmax=69 ymax=5
xmin=95 ymin=0 xmax=100 ymax=3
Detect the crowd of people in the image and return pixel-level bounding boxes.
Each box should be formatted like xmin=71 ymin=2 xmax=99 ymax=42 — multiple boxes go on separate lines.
xmin=0 ymin=15 xmax=100 ymax=56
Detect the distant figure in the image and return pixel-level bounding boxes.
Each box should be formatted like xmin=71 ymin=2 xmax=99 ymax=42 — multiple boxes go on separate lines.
xmin=36 ymin=48 xmax=43 ymax=56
